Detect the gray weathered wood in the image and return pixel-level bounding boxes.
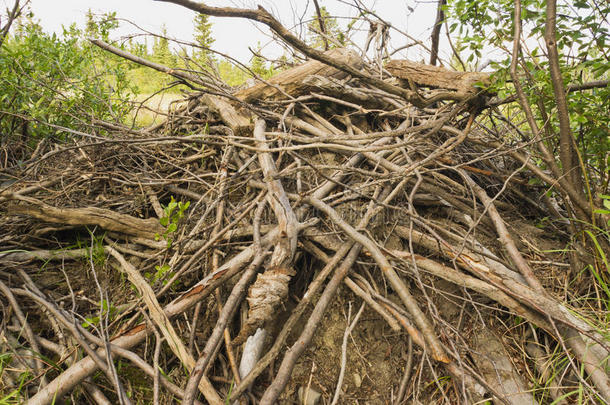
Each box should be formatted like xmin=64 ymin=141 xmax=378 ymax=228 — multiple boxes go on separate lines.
xmin=200 ymin=94 xmax=251 ymax=135
xmin=386 ymin=59 xmax=490 ymax=95
xmin=235 ymin=48 xmax=364 ymax=102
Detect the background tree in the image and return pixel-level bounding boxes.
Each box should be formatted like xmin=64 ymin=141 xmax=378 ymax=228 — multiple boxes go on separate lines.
xmin=84 ymin=8 xmax=96 ymax=37
xmin=217 ymin=59 xmax=248 ymax=85
xmin=0 ymin=9 xmax=134 ymax=159
xmin=248 ymin=42 xmax=274 ymax=79
xmin=307 ymin=6 xmax=344 ymax=50
xmin=446 ymin=0 xmax=609 ymax=275
xmin=126 ymin=37 xmax=148 ymax=59
xmin=192 ymin=13 xmax=214 ymax=66
xmin=152 ymin=25 xmax=176 ymax=67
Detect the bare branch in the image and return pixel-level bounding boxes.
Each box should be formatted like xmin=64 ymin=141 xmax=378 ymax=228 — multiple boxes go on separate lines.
xmin=0 ymin=0 xmax=25 ymax=47
xmin=545 ymin=0 xmax=584 ymax=194
xmin=312 ymin=0 xmax=328 ymax=51
xmin=429 ymin=0 xmax=447 ymax=66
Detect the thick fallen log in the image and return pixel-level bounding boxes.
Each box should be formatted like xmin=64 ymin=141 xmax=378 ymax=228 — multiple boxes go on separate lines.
xmin=6 ymin=194 xmax=163 ymax=239
xmin=235 ymin=47 xmax=364 ymax=102
xmin=301 ymin=75 xmax=394 ymax=110
xmin=199 ymin=94 xmax=251 ymax=134
xmin=386 ymin=59 xmax=491 ymax=96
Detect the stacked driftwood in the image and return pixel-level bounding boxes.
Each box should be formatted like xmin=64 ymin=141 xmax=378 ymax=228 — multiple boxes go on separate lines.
xmin=1 ymin=27 xmax=609 ymax=405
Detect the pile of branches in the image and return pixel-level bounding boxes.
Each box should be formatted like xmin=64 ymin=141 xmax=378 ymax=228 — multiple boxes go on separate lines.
xmin=2 ymin=3 xmax=609 ymax=405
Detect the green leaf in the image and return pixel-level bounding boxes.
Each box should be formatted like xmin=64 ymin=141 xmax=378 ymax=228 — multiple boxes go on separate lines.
xmin=82 ymin=316 xmax=99 ymax=328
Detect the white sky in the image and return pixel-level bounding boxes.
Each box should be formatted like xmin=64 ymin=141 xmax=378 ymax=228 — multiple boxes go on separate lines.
xmin=7 ymin=0 xmax=447 ymax=63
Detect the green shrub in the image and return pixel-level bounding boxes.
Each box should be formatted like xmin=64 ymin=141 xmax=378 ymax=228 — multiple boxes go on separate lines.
xmin=0 ymin=14 xmax=134 ymax=151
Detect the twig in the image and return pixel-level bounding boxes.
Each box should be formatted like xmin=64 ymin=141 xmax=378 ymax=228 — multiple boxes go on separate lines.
xmin=259 ymin=243 xmax=363 ymax=404
xmin=182 ymin=253 xmax=267 ymax=405
xmin=106 ymin=246 xmax=223 ymax=405
xmin=14 ymin=287 xmax=133 ymax=405
xmin=312 ymin=0 xmax=329 ymax=50
xmin=305 ymin=195 xmax=449 ymax=363
xmin=0 ymin=281 xmax=48 ymax=385
xmin=331 ymin=301 xmax=365 ymax=405
xmin=396 ymin=336 xmax=413 ymax=404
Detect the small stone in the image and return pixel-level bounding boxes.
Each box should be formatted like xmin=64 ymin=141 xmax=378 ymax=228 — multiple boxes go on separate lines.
xmin=353 ymin=372 xmax=362 ymax=388
xmin=298 ymin=386 xmax=321 ymax=405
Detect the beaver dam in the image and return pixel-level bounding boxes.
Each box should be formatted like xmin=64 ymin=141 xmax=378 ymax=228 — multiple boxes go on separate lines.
xmin=1 ymin=2 xmax=609 ymax=404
